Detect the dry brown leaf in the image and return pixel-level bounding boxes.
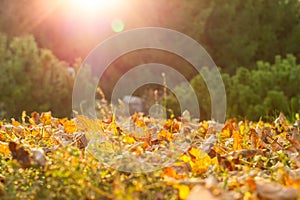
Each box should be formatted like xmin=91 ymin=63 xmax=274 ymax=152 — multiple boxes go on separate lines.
xmin=9 ymin=142 xmax=47 ymax=167
xmin=9 ymin=142 xmax=31 ymax=168
xmin=255 ymin=179 xmax=298 ymax=200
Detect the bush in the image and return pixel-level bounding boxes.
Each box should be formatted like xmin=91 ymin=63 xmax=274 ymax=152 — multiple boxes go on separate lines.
xmin=167 ymin=55 xmax=300 ymax=121
xmin=0 ymin=33 xmax=75 ymax=118
xmin=226 ymin=54 xmax=300 ymax=120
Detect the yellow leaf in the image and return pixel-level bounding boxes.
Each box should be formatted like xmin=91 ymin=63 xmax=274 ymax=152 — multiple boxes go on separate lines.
xmin=188 ymin=148 xmax=213 ymax=175
xmin=174 ymin=184 xmax=190 ymax=200
xmin=75 ymin=115 xmax=104 ymax=139
xmin=203 ymin=120 xmax=209 ymax=129
xmin=211 ymin=157 xmax=218 ymax=166
xmin=244 ymin=191 xmax=253 ymax=200
xmin=188 ymin=147 xmax=201 ymax=158
xmin=220 ymin=128 xmax=231 ymax=138
xmin=40 ymin=112 xmax=52 ymax=125
xmin=258 ymin=120 xmax=264 ymax=128
xmin=31 ymin=130 xmax=40 ymax=137
xmin=28 ymin=118 xmax=36 ymax=126
xmin=193 ymin=156 xmax=211 ymax=175
xmin=180 ymin=154 xmax=191 ymax=163
xmin=0 ymin=141 xmax=10 ymax=156
xmin=21 ymin=111 xmax=26 ymax=123
xmin=158 ymin=129 xmax=174 ymax=142
xmin=239 ymin=123 xmax=245 ymax=135
xmin=122 ymin=135 xmax=136 ymax=144
xmin=63 ymin=120 xmax=77 ymax=134
xmin=228 ymin=178 xmax=241 ymax=190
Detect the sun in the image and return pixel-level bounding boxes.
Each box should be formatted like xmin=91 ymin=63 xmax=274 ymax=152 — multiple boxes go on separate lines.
xmin=66 ymin=0 xmax=119 ymax=13
xmin=72 ymin=0 xmax=102 ymax=11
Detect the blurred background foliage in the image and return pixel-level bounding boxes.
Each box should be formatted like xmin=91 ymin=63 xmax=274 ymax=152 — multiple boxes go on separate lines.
xmin=169 ymin=55 xmax=300 ymax=121
xmin=0 ymin=0 xmax=299 ymax=120
xmin=0 ymin=33 xmax=78 ymax=118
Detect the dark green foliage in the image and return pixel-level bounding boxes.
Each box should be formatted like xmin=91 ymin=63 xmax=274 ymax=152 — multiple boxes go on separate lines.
xmin=166 ymin=67 xmax=214 ymax=120
xmin=181 ymin=55 xmax=300 ymax=121
xmin=0 ymin=33 xmax=74 ymax=118
xmin=203 ymin=0 xmax=300 ymax=74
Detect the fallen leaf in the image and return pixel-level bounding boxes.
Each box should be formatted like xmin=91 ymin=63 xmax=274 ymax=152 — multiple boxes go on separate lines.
xmin=40 ymin=112 xmax=52 ymax=125
xmin=158 ymin=129 xmax=174 ymax=142
xmin=232 ymin=130 xmax=242 ymax=150
xmin=0 ymin=141 xmax=10 ymax=156
xmin=74 ymin=132 xmax=88 ymax=150
xmin=255 ymin=178 xmax=298 ymax=200
xmin=9 ymin=142 xmax=31 ymax=168
xmin=174 ymin=184 xmax=190 ymax=200
xmin=163 ymin=167 xmax=186 ymax=179
xmin=63 ymin=119 xmax=77 ymax=134
xmin=188 ymin=148 xmax=217 ymax=175
xmin=75 ymin=115 xmax=104 ymax=140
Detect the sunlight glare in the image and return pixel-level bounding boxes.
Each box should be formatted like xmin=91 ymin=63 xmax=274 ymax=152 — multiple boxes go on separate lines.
xmin=67 ymin=0 xmax=120 ymax=13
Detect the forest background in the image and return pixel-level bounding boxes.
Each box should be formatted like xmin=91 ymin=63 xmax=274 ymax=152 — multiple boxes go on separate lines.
xmin=0 ymin=0 xmax=300 ymax=121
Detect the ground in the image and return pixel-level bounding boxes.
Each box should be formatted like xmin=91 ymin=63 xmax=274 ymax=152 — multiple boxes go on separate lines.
xmin=1 ymin=111 xmax=300 ymax=200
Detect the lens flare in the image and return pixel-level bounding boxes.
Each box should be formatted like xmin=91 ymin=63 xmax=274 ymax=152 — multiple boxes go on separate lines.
xmin=111 ymin=19 xmax=124 ymax=32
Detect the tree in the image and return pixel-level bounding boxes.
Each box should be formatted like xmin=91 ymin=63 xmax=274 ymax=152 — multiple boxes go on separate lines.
xmin=0 ymin=33 xmax=74 ymax=118
xmin=203 ymin=0 xmax=300 ymax=74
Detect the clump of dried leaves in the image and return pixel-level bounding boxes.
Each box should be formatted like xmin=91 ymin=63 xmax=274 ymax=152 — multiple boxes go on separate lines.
xmin=1 ymin=111 xmax=300 ymax=200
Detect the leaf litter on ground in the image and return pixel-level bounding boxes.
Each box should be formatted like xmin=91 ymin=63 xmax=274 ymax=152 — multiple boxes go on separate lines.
xmin=1 ymin=111 xmax=300 ymax=199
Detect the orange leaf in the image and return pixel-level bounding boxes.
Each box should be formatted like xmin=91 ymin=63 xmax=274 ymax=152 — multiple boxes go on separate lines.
xmin=158 ymin=129 xmax=174 ymax=142
xmin=11 ymin=118 xmax=21 ymax=126
xmin=136 ymin=119 xmax=146 ymax=128
xmin=232 ymin=130 xmax=242 ymax=150
xmin=163 ymin=167 xmax=186 ymax=179
xmin=63 ymin=119 xmax=77 ymax=134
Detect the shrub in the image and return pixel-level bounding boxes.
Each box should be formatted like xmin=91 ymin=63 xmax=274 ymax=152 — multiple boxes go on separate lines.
xmin=0 ymin=33 xmax=75 ymax=118
xmin=167 ymin=55 xmax=300 ymax=121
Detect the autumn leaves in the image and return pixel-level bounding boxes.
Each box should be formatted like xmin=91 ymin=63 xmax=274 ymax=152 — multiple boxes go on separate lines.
xmin=1 ymin=111 xmax=300 ymax=199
